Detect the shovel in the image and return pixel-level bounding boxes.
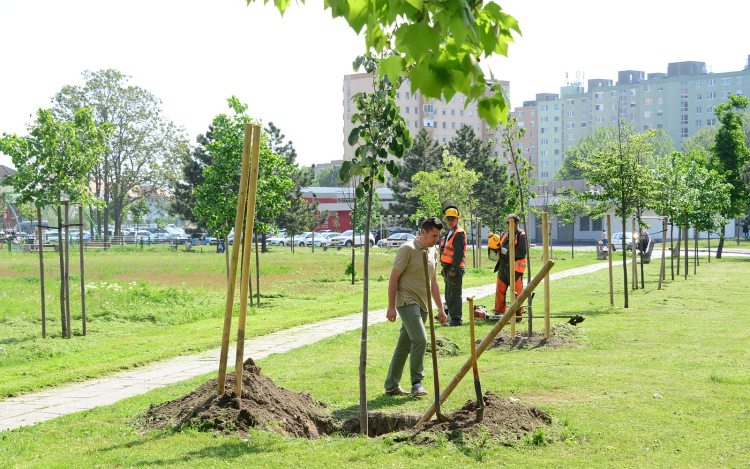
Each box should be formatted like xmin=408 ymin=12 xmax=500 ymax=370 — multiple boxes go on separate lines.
xmin=468 ymin=296 xmax=485 ymax=422
xmin=422 ymin=250 xmax=450 ymax=423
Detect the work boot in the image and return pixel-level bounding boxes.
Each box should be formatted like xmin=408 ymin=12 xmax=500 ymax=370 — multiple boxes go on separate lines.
xmin=411 ymin=382 xmax=427 ymax=397
xmin=385 ymin=385 xmax=409 ymax=396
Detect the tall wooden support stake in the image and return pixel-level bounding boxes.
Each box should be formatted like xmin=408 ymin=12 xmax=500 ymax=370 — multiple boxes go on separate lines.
xmin=658 ymin=217 xmax=667 ymax=290
xmin=543 ymin=212 xmax=550 ymax=338
xmin=57 ymin=206 xmax=67 ymax=337
xmin=234 ymin=124 xmax=262 ymax=395
xmin=63 ymin=201 xmax=72 ymax=338
xmin=476 ymin=218 xmax=482 ymax=270
xmin=419 ymin=260 xmax=555 ymax=424
xmin=78 ymin=206 xmax=87 ymax=335
xmin=631 ymin=218 xmax=637 ymax=290
xmin=37 ymin=207 xmax=47 ymax=339
xmin=255 ymin=232 xmax=260 ymax=307
xmin=509 ymin=218 xmax=516 ymax=338
xmin=684 ymin=212 xmax=688 ymax=280
xmin=217 ymin=123 xmax=253 ymax=395
xmin=607 ymin=215 xmax=614 ymax=306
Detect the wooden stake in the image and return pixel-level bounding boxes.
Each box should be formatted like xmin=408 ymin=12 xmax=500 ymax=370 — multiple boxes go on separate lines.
xmin=64 ymin=201 xmax=72 ymax=338
xmin=658 ymin=217 xmax=667 ymax=290
xmin=607 ymin=215 xmax=614 ymax=306
xmin=234 ymin=124 xmax=262 ymax=395
xmin=255 ymin=232 xmax=260 ymax=308
xmin=217 ymin=122 xmax=253 ymax=395
xmin=477 ymin=218 xmax=482 ymax=270
xmin=57 ymin=206 xmax=67 ymax=338
xmin=509 ymin=218 xmax=516 ymax=338
xmin=684 ymin=213 xmax=688 ymax=280
xmin=418 ymin=259 xmax=555 ymax=424
xmin=37 ymin=207 xmax=46 ymax=339
xmin=79 ymin=206 xmax=87 ymax=336
xmin=631 ymin=218 xmax=637 ymax=290
xmin=543 ymin=212 xmax=550 ymax=338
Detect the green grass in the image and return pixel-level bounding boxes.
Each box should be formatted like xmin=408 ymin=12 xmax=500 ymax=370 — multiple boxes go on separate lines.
xmin=1 ymin=254 xmax=748 ymax=467
xmin=0 ymin=246 xmax=602 ymax=398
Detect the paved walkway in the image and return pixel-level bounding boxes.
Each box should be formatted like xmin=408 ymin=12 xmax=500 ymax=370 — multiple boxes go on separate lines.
xmin=0 ymin=260 xmax=616 ymax=432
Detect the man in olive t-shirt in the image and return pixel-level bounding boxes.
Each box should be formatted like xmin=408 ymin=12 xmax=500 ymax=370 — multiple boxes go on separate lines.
xmin=384 ymin=217 xmax=448 ymax=397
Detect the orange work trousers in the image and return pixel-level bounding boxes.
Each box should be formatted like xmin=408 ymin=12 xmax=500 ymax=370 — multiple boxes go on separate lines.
xmin=495 ymin=271 xmax=524 ymax=317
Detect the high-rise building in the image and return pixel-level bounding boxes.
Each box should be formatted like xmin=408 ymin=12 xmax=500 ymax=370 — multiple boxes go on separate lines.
xmin=342 ymin=73 xmax=510 ymax=182
xmin=512 ymin=56 xmax=750 ymax=182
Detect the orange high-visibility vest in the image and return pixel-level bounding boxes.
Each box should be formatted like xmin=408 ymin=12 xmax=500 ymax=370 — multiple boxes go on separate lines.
xmin=440 ymin=226 xmax=466 ymax=268
xmin=499 ymin=230 xmax=527 ymax=273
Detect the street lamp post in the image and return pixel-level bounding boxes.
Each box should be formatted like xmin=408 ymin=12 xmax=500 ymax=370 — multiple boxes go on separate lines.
xmin=311 ymin=192 xmax=317 ymax=253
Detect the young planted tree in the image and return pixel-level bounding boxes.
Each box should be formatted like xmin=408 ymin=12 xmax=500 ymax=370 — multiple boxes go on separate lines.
xmin=712 ymin=94 xmax=750 ymax=258
xmin=194 ymin=97 xmax=293 ymax=285
xmin=576 ymin=120 xmax=656 ymax=308
xmin=1 ymin=107 xmax=110 ymax=338
xmin=128 ymin=196 xmax=150 ymax=232
xmin=548 ymin=187 xmax=589 ymax=259
xmin=388 ymin=128 xmax=442 ymax=220
xmin=315 ymin=166 xmax=343 ymax=187
xmin=340 ymin=54 xmax=412 ymax=436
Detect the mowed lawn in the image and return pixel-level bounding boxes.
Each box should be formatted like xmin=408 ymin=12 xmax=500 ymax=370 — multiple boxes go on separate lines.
xmin=0 ymin=246 xmax=748 ymax=467
xmin=0 ymin=244 xmax=600 ymax=397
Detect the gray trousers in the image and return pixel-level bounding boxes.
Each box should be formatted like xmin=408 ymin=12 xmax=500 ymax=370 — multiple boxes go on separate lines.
xmin=384 ymin=304 xmax=427 ymax=389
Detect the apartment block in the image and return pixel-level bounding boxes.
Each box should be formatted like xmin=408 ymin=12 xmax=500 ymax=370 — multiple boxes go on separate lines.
xmin=342 ymin=73 xmax=510 ymax=182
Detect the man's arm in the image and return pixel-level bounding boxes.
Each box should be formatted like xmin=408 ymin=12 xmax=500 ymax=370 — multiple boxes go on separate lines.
xmin=516 ymin=230 xmax=527 ymax=260
xmin=431 ymin=271 xmax=448 ymax=325
xmin=386 ymin=268 xmax=402 ymax=322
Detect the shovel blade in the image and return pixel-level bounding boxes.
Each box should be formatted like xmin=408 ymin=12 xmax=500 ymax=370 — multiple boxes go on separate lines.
xmin=474 ymin=379 xmax=485 ymax=422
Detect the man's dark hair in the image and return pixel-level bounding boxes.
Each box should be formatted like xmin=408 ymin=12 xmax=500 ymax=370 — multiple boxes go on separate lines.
xmin=507 ymin=213 xmax=520 ymax=225
xmin=421 ymin=217 xmax=444 ymax=232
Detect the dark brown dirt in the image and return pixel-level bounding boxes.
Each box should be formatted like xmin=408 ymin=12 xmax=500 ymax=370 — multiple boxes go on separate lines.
xmin=343 ymin=392 xmax=552 ymax=445
xmin=484 ymin=329 xmax=582 ymax=350
xmin=139 ymin=358 xmax=335 ymax=439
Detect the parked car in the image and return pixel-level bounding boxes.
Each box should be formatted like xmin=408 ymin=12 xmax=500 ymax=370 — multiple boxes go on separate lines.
xmin=381 ymin=232 xmax=415 ymax=248
xmin=71 ymin=230 xmax=92 ymax=242
xmin=306 ymin=231 xmax=341 ymax=247
xmin=268 ymin=234 xmax=291 ymax=246
xmin=610 ymin=232 xmax=635 ymax=251
xmin=331 ymin=230 xmax=376 ymax=247
xmin=292 ymin=232 xmax=313 ymax=247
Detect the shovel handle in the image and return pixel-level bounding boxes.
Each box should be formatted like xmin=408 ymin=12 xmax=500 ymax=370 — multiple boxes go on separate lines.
xmin=468 ymin=296 xmax=479 ymax=379
xmin=422 ymin=251 xmax=442 ymax=412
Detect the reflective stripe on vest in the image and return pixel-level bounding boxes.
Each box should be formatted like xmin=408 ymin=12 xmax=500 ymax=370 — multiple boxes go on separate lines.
xmin=440 ymin=225 xmax=466 ymax=268
xmin=500 ymin=230 xmax=526 ymax=273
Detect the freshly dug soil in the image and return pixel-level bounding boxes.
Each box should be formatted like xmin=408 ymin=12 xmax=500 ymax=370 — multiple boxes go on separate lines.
xmin=484 ymin=329 xmax=582 ymax=350
xmin=140 ymin=358 xmax=335 ymax=439
xmin=343 ymin=392 xmax=551 ymax=445
xmin=406 ymin=392 xmax=552 ymax=445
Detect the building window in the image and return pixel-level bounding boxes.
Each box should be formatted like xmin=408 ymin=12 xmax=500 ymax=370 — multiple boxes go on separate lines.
xmin=469 ymin=110 xmax=473 ymax=117
xmin=554 ymin=127 xmax=560 ymax=133
xmin=518 ymin=121 xmax=525 ymax=127
xmin=696 ymin=94 xmax=702 ymax=101
xmin=406 ymin=107 xmax=410 ymax=114
xmin=415 ymin=120 xmax=419 ymax=128
xmin=596 ymin=116 xmax=604 ymax=123
xmin=681 ymin=115 xmax=688 ymax=124
xmin=580 ymin=216 xmax=590 ymax=231
xmin=581 ymin=110 xmax=587 ymax=116
xmin=442 ymin=109 xmax=446 ymax=115
xmin=566 ymin=111 xmax=575 ymax=117
xmin=658 ymin=96 xmax=664 ymax=104
xmin=442 ymin=137 xmax=446 ymax=143
xmin=643 ymin=97 xmax=653 ymax=105
xmin=611 ymin=116 xmax=617 ymax=122
xmin=541 ymin=139 xmax=548 ymax=145
xmin=611 ymin=91 xmax=617 ymax=97
xmin=555 ymin=149 xmax=560 ymax=155
xmin=611 ymin=103 xmax=617 ymax=110
xmin=451 ymin=122 xmax=455 ymax=129
xmin=555 ymin=104 xmax=560 ymax=110
xmin=630 ymin=88 xmax=636 ymax=96
xmin=451 ymin=109 xmax=455 ymax=115
xmin=540 ymin=150 xmax=548 ymax=157
xmin=460 ymin=110 xmax=464 ymax=117
xmin=442 ymin=122 xmax=446 ymax=129
xmin=707 ymin=106 xmax=715 ymax=113
xmin=581 ymin=122 xmax=587 ymax=128
xmin=708 ymin=92 xmax=716 ymax=100
xmin=567 ymin=134 xmax=574 ymax=140
xmin=405 ymin=92 xmax=410 ymax=99
xmin=721 ymin=91 xmax=729 ymax=98
xmin=396 ymin=92 xmax=400 ymax=99
xmin=644 ymin=110 xmax=653 ymax=118
xmin=721 ymin=78 xmax=731 ymax=85
xmin=707 ymin=118 xmax=717 ymax=126
xmin=555 ymin=138 xmax=560 ymax=144
xmin=695 ymin=80 xmax=702 ymax=87
xmin=681 ymin=101 xmax=688 ymax=111
xmin=657 ymin=85 xmax=663 ymax=91
xmin=620 ymin=96 xmax=627 ymax=105
xmin=414 ymin=107 xmax=418 ymax=114
xmin=708 ymin=79 xmax=716 ymax=86
xmin=530 ymin=110 xmax=535 ymax=116
xmin=681 ymin=128 xmax=688 ymax=138
xmin=630 ymin=114 xmax=636 ymax=121
xmin=541 ymin=161 xmax=548 ymax=167
xmin=681 ymin=88 xmax=689 ymax=98
xmin=620 ymin=108 xmax=627 ymax=117
xmin=595 ymin=104 xmax=604 ymax=111
xmin=567 ymin=99 xmax=575 ymax=105
xmin=581 ymin=98 xmax=587 ymax=104
xmin=555 ymin=116 xmax=560 ymax=121
xmin=540 ymin=128 xmax=548 ymax=134
xmin=657 ymin=123 xmax=663 ymax=129
xmin=530 ymin=131 xmax=535 ymax=137
xmin=695 ymin=120 xmax=702 ymax=127
xmin=531 ymin=142 xmax=535 ymax=148
xmin=554 ymin=160 xmax=561 ymax=167
xmin=737 ymin=77 xmax=743 ymax=84
xmin=657 ymin=109 xmax=663 ymax=117
xmin=517 ymin=111 xmax=524 ymax=117
xmin=593 ymin=218 xmax=602 ymax=231
xmin=541 ymin=172 xmax=549 ymax=178
xmin=595 ymin=92 xmax=604 ymax=98
xmin=643 ymin=124 xmax=651 ymax=130
xmin=696 ymin=107 xmax=702 ymax=114
xmin=541 ymin=105 xmax=548 ymax=111
xmin=630 ymin=101 xmax=637 ymax=108
xmin=541 ymin=116 xmax=548 ymax=123
xmin=643 ymin=85 xmax=652 ymax=92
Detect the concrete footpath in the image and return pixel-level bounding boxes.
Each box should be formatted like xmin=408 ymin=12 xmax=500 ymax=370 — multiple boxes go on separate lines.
xmin=0 ymin=261 xmax=616 ymax=432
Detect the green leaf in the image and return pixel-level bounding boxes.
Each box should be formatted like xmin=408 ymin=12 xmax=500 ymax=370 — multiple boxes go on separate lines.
xmin=348 ymin=127 xmax=360 ymax=146
xmin=395 ymin=23 xmax=440 ymax=63
xmin=409 ymin=61 xmax=444 ymax=100
xmin=379 ymin=55 xmax=404 ymax=90
xmin=404 ymin=0 xmax=422 ymax=11
xmin=344 ymin=0 xmax=369 ymax=34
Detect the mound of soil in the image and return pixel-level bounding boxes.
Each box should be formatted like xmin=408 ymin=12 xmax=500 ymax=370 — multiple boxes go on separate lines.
xmin=343 ymin=392 xmax=551 ymax=445
xmin=140 ymin=358 xmax=335 ymax=439
xmin=485 ymin=329 xmax=582 ymax=350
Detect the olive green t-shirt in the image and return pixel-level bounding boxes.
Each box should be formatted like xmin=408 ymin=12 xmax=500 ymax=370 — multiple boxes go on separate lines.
xmin=392 ymin=238 xmax=437 ymax=312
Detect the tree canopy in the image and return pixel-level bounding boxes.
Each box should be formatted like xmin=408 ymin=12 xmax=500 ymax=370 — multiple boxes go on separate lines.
xmin=409 ymin=152 xmax=478 ymax=222
xmin=249 ymin=0 xmax=520 ymax=128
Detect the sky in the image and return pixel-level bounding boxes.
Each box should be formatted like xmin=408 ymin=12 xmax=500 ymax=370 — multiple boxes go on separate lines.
xmin=2 ymin=0 xmax=749 ymax=170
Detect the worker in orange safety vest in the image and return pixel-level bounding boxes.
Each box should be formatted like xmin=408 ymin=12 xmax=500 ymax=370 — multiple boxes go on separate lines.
xmin=439 ymin=204 xmax=466 ymax=326
xmin=488 ymin=214 xmax=527 ymax=322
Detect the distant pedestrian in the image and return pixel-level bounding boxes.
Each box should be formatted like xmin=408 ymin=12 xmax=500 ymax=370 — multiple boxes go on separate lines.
xmin=743 ymin=225 xmax=749 ymax=239
xmin=638 ymin=228 xmax=650 ymax=254
xmin=601 ymin=229 xmax=608 ymax=248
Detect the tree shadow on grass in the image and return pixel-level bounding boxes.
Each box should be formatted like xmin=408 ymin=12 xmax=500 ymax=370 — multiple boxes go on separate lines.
xmin=331 ymin=394 xmax=423 ymax=421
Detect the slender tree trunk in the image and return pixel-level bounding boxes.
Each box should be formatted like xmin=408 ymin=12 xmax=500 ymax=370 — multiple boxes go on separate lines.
xmin=676 ymin=223 xmax=682 ymax=276
xmin=670 ymin=219 xmax=674 ymax=280
xmin=37 ymin=207 xmax=46 ymax=339
xmin=571 ymin=232 xmax=574 ymax=259
xmin=708 ymin=233 xmax=711 ymax=262
xmin=716 ymin=224 xmax=725 ymax=259
xmin=255 ymin=232 xmax=260 ymax=307
xmin=64 ymin=202 xmax=72 ymax=338
xmin=694 ymin=228 xmax=698 ymax=274
xmin=359 ymin=169 xmax=375 ymax=436
xmin=351 ymin=197 xmax=357 ymax=285
xmin=621 ymin=216 xmax=629 ymax=308
xmin=684 ymin=213 xmax=688 ymax=280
